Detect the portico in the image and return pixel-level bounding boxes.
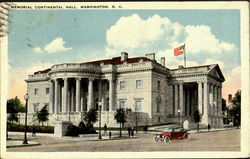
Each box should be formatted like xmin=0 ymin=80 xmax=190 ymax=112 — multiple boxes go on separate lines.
xmin=49 ymin=77 xmax=115 ymax=114
xmin=171 ymin=64 xmax=225 ymax=128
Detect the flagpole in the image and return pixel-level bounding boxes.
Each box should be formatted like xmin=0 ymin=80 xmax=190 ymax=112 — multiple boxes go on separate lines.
xmin=184 ymin=45 xmax=186 ymax=67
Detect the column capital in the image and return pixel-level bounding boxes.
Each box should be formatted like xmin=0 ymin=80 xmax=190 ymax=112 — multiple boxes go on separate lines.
xmin=197 ymin=81 xmax=204 ymax=84
xmin=108 ymin=78 xmax=114 ymax=82
xmin=178 ymin=82 xmax=184 ymax=86
xmin=75 ymin=77 xmax=81 ymax=81
xmin=63 ymin=77 xmax=68 ymax=81
xmin=52 ymin=78 xmax=59 ymax=81
xmin=213 ymin=84 xmax=219 ymax=88
xmin=173 ymin=82 xmax=183 ymax=86
xmin=207 ymin=81 xmax=215 ymax=86
xmin=89 ymin=78 xmax=94 ymax=81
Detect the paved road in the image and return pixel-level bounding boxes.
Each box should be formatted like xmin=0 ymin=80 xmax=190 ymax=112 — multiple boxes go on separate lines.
xmin=7 ymin=129 xmax=240 ymax=152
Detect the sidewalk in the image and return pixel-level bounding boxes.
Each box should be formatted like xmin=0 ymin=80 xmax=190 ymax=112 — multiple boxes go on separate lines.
xmin=7 ymin=131 xmax=137 ymax=148
xmin=188 ymin=126 xmax=238 ymax=134
xmin=7 ymin=140 xmax=40 ymax=148
xmin=7 ymin=127 xmax=238 ymax=148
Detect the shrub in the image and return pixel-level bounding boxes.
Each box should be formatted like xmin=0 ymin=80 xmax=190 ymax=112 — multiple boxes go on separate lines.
xmin=78 ymin=121 xmax=87 ymax=134
xmin=77 ymin=121 xmax=97 ymax=134
xmin=7 ymin=123 xmax=54 ymax=133
xmin=65 ymin=124 xmax=79 ymax=136
xmin=85 ymin=123 xmax=97 ymax=134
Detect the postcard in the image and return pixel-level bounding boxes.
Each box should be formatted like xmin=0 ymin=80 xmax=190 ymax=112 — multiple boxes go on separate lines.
xmin=1 ymin=1 xmax=249 ymax=159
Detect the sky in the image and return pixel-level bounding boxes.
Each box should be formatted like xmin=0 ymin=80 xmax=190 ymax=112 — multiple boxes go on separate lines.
xmin=8 ymin=9 xmax=241 ymax=103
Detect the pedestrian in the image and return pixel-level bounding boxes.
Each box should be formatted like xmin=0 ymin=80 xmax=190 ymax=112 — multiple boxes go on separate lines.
xmin=128 ymin=127 xmax=131 ymax=137
xmin=131 ymin=127 xmax=134 ymax=138
xmin=32 ymin=124 xmax=36 ymax=137
xmin=104 ymin=123 xmax=107 ymax=135
xmin=208 ymin=124 xmax=211 ymax=132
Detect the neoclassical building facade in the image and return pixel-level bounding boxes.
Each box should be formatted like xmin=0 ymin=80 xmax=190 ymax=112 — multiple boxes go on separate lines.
xmin=25 ymin=52 xmax=225 ymax=128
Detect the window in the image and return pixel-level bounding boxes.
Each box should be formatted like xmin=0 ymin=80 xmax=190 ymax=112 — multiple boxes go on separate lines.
xmin=135 ymin=100 xmax=142 ymax=112
xmin=157 ymin=101 xmax=161 ymax=113
xmin=136 ymin=80 xmax=143 ymax=89
xmin=34 ymin=88 xmax=38 ymax=95
xmin=120 ymin=81 xmax=125 ymax=89
xmin=157 ymin=81 xmax=161 ymax=90
xmin=119 ymin=100 xmax=126 ymax=109
xmin=46 ymin=88 xmax=50 ymax=94
xmin=33 ymin=103 xmax=39 ymax=113
xmin=156 ymin=96 xmax=162 ymax=113
xmin=106 ymin=98 xmax=109 ymax=111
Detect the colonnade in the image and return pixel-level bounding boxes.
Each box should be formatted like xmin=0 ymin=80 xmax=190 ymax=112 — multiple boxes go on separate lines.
xmin=173 ymin=81 xmax=222 ymax=125
xmin=198 ymin=82 xmax=222 ymax=125
xmin=49 ymin=77 xmax=115 ymax=114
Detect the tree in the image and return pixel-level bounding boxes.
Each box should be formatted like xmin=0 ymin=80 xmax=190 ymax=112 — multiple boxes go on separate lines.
xmin=7 ymin=96 xmax=25 ymax=123
xmin=193 ymin=109 xmax=201 ymax=132
xmin=229 ymin=90 xmax=241 ymax=126
xmin=114 ymin=108 xmax=126 ymax=137
xmin=83 ymin=108 xmax=98 ymax=128
xmin=36 ymin=105 xmax=49 ymax=126
xmin=222 ymin=98 xmax=227 ymax=112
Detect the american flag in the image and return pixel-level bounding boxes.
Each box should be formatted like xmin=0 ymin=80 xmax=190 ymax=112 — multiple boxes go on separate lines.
xmin=174 ymin=44 xmax=185 ymax=56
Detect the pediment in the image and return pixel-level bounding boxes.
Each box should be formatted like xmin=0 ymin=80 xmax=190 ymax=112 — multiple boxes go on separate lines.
xmin=211 ymin=69 xmax=220 ymax=79
xmin=208 ymin=65 xmax=225 ymax=82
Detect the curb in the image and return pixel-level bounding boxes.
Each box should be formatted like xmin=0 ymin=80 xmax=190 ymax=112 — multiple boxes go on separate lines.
xmin=61 ymin=136 xmax=138 ymax=141
xmin=7 ymin=140 xmax=40 ymax=148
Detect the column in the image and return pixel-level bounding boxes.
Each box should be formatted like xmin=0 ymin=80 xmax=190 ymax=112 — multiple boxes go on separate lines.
xmin=54 ymin=79 xmax=59 ymax=113
xmin=75 ymin=78 xmax=81 ymax=112
xmin=198 ymin=82 xmax=203 ymax=115
xmin=179 ymin=83 xmax=184 ymax=116
xmin=103 ymin=81 xmax=107 ymax=111
xmin=214 ymin=85 xmax=218 ymax=116
xmin=49 ymin=80 xmax=54 ymax=114
xmin=98 ymin=79 xmax=103 ymax=110
xmin=186 ymin=89 xmax=190 ymax=116
xmin=189 ymin=89 xmax=192 ymax=116
xmin=87 ymin=78 xmax=94 ymax=111
xmin=217 ymin=86 xmax=223 ymax=127
xmin=210 ymin=83 xmax=214 ymax=117
xmin=174 ymin=84 xmax=178 ymax=116
xmin=217 ymin=86 xmax=222 ymax=115
xmin=214 ymin=85 xmax=218 ymax=127
xmin=109 ymin=78 xmax=114 ymax=111
xmin=70 ymin=86 xmax=74 ymax=112
xmin=62 ymin=78 xmax=68 ymax=113
xmin=202 ymin=82 xmax=209 ymax=124
xmin=59 ymin=83 xmax=62 ymax=112
xmin=80 ymin=89 xmax=84 ymax=111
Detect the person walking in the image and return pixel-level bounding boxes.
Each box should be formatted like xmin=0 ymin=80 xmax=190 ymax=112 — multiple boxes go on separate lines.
xmin=131 ymin=127 xmax=134 ymax=138
xmin=32 ymin=124 xmax=36 ymax=137
xmin=208 ymin=124 xmax=211 ymax=132
xmin=104 ymin=123 xmax=107 ymax=135
xmin=128 ymin=127 xmax=131 ymax=137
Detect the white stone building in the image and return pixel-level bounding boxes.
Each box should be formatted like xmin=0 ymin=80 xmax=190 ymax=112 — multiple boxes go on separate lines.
xmin=25 ymin=52 xmax=225 ymax=128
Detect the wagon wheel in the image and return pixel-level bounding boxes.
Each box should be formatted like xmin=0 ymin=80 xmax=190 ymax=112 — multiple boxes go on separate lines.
xmin=154 ymin=136 xmax=160 ymax=142
xmin=164 ymin=136 xmax=170 ymax=143
xmin=184 ymin=134 xmax=189 ymax=141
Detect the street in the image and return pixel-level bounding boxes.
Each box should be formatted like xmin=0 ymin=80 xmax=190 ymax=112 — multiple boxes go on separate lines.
xmin=7 ymin=129 xmax=240 ymax=152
